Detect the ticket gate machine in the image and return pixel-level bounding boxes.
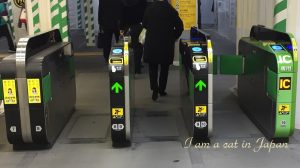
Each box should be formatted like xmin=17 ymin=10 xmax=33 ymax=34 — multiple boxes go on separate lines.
xmin=0 ymin=30 xmax=76 ymax=149
xmin=109 ymin=36 xmax=135 ymax=147
xmin=236 ymin=26 xmax=298 ymax=142
xmin=179 ymin=27 xmax=213 ymax=143
xmin=180 ymin=25 xmax=298 ymax=143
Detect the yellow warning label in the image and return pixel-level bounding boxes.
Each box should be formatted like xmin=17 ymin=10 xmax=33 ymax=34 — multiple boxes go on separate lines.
xmin=124 ymin=42 xmax=129 ymax=65
xmin=27 ymin=79 xmax=41 ymax=104
xmin=207 ymin=40 xmax=212 ymax=48
xmin=278 ymin=104 xmax=290 ymax=115
xmin=208 ymin=52 xmax=213 ymax=63
xmin=195 ymin=106 xmax=207 ymax=117
xmin=124 ymin=42 xmax=129 ymax=51
xmin=112 ymin=108 xmax=124 ymax=119
xmin=3 ymin=80 xmax=17 ymax=105
xmin=207 ymin=40 xmax=213 ymax=63
xmin=291 ymin=38 xmax=298 ymax=62
xmin=124 ymin=54 xmax=129 ymax=65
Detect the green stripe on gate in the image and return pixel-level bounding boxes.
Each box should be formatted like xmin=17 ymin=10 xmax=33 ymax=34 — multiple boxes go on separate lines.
xmin=219 ymin=55 xmax=244 ymax=75
xmin=188 ymin=71 xmax=194 ymax=101
xmin=67 ymin=56 xmax=75 ymax=77
xmin=290 ymin=72 xmax=297 ymax=135
xmin=42 ymin=73 xmax=52 ymax=105
xmin=275 ymin=72 xmax=293 ymax=138
xmin=266 ymin=68 xmax=277 ymax=101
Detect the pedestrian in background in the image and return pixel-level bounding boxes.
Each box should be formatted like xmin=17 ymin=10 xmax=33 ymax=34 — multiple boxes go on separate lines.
xmin=0 ymin=0 xmax=15 ymax=52
xmin=120 ymin=0 xmax=147 ymax=74
xmin=142 ymin=0 xmax=183 ymax=101
xmin=98 ymin=0 xmax=123 ymax=62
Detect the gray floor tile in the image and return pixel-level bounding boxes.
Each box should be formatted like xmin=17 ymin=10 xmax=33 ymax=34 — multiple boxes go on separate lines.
xmin=139 ymin=112 xmax=179 ymax=138
xmin=213 ymin=112 xmax=262 ymax=139
xmin=3 ymin=142 xmax=191 ymax=168
xmin=0 ymin=116 xmax=7 ymax=144
xmin=75 ymin=72 xmax=110 ymax=115
xmin=68 ymin=114 xmax=109 ymax=139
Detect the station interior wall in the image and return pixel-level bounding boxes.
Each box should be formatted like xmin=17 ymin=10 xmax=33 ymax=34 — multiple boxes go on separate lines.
xmin=201 ymin=0 xmax=216 ymax=26
xmin=216 ymin=0 xmax=236 ymax=43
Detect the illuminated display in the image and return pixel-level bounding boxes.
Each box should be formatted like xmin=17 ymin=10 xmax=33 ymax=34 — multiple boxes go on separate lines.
xmin=286 ymin=44 xmax=293 ymax=51
xmin=112 ymin=49 xmax=123 ymax=54
xmin=271 ymin=45 xmax=284 ymax=52
xmin=192 ymin=47 xmax=203 ymax=53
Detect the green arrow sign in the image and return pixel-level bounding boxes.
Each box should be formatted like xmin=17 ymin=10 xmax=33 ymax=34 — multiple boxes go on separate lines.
xmin=195 ymin=80 xmax=207 ymax=92
xmin=111 ymin=82 xmax=123 ymax=94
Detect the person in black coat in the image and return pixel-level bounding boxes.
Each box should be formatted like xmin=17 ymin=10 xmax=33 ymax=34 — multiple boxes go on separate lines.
xmin=142 ymin=0 xmax=183 ymax=101
xmin=120 ymin=0 xmax=147 ymax=74
xmin=98 ymin=0 xmax=123 ymax=62
xmin=120 ymin=0 xmax=146 ymax=31
xmin=0 ymin=0 xmax=15 ymax=52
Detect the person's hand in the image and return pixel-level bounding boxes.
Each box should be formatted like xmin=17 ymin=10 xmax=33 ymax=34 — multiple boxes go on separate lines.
xmin=120 ymin=30 xmax=125 ymax=37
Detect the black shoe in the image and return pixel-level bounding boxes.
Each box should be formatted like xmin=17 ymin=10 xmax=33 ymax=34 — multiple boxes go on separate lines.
xmin=159 ymin=91 xmax=167 ymax=96
xmin=8 ymin=49 xmax=16 ymax=53
xmin=135 ymin=69 xmax=141 ymax=74
xmin=152 ymin=90 xmax=158 ymax=101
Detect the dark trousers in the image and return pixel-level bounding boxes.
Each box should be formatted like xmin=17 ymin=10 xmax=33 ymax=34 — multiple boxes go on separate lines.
xmin=148 ymin=63 xmax=170 ymax=92
xmin=103 ymin=29 xmax=119 ymax=62
xmin=134 ymin=43 xmax=143 ymax=73
xmin=129 ymin=24 xmax=143 ymax=73
xmin=0 ymin=24 xmax=15 ymax=50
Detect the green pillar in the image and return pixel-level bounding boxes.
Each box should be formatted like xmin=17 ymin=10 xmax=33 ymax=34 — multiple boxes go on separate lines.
xmin=77 ymin=0 xmax=82 ymax=29
xmin=84 ymin=0 xmax=95 ymax=46
xmin=7 ymin=0 xmax=15 ymax=41
xmin=274 ymin=0 xmax=288 ymax=32
xmin=50 ymin=0 xmax=70 ymax=42
xmin=31 ymin=0 xmax=41 ymax=34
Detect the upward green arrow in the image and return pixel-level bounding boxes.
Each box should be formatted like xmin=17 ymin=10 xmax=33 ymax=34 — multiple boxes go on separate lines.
xmin=111 ymin=82 xmax=123 ymax=94
xmin=195 ymin=80 xmax=207 ymax=92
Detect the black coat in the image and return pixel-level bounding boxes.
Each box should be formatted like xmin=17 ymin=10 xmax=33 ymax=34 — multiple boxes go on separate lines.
xmin=98 ymin=0 xmax=123 ymax=31
xmin=142 ymin=1 xmax=183 ymax=65
xmin=120 ymin=0 xmax=147 ymax=30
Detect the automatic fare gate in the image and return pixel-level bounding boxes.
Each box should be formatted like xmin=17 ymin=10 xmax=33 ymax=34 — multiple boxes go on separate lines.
xmin=109 ymin=36 xmax=135 ymax=147
xmin=0 ymin=30 xmax=76 ymax=149
xmin=179 ymin=27 xmax=213 ymax=143
xmin=180 ymin=25 xmax=298 ymax=143
xmin=234 ymin=26 xmax=298 ymax=142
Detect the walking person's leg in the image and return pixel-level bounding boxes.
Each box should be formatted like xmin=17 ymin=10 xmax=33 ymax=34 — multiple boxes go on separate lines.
xmin=114 ymin=29 xmax=120 ymax=43
xmin=158 ymin=64 xmax=170 ymax=96
xmin=0 ymin=24 xmax=15 ymax=51
xmin=0 ymin=25 xmax=5 ymax=38
xmin=134 ymin=43 xmax=143 ymax=73
xmin=148 ymin=63 xmax=159 ymax=100
xmin=4 ymin=24 xmax=15 ymax=51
